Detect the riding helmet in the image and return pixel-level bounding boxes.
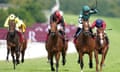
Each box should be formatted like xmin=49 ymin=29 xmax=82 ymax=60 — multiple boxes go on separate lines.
xmin=82 ymin=5 xmax=90 ymax=12
xmin=96 ymin=19 xmax=103 ymax=27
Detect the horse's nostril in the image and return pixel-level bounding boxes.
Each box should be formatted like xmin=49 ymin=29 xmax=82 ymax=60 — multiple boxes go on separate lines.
xmin=51 ymin=32 xmax=55 ymax=36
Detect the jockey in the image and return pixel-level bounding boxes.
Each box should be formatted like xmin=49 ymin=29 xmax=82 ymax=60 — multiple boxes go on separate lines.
xmin=91 ymin=19 xmax=109 ymax=44
xmin=74 ymin=5 xmax=98 ymax=38
xmin=91 ymin=19 xmax=106 ymax=30
xmin=47 ymin=10 xmax=65 ymax=39
xmin=4 ymin=14 xmax=26 ymax=43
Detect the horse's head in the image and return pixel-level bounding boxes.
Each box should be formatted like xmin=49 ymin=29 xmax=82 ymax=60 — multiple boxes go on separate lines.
xmin=96 ymin=28 xmax=105 ymax=45
xmin=50 ymin=22 xmax=57 ymax=36
xmin=82 ymin=21 xmax=90 ymax=36
xmin=8 ymin=19 xmax=16 ymax=32
xmin=8 ymin=20 xmax=16 ymax=38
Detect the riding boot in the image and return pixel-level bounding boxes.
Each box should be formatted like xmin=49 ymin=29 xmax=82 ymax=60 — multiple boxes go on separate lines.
xmin=105 ymin=35 xmax=109 ymax=45
xmin=46 ymin=29 xmax=51 ymax=42
xmin=48 ymin=29 xmax=51 ymax=35
xmin=74 ymin=28 xmax=81 ymax=38
xmin=89 ymin=28 xmax=94 ymax=38
xmin=59 ymin=30 xmax=65 ymax=45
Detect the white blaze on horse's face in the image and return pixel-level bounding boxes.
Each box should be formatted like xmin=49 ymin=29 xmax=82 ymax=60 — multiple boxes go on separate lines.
xmin=84 ymin=22 xmax=89 ymax=31
xmin=100 ymin=39 xmax=104 ymax=45
xmin=100 ymin=33 xmax=103 ymax=39
xmin=99 ymin=33 xmax=104 ymax=45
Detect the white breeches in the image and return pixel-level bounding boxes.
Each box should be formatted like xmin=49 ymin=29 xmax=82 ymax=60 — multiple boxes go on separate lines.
xmin=48 ymin=24 xmax=63 ymax=31
xmin=78 ymin=24 xmax=83 ymax=28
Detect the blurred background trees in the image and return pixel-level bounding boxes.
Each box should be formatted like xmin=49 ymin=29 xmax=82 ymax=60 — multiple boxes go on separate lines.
xmin=0 ymin=0 xmax=120 ymax=27
xmin=0 ymin=0 xmax=48 ymax=27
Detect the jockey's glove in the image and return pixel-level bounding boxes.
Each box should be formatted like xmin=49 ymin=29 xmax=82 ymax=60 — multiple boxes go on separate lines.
xmin=91 ymin=8 xmax=98 ymax=13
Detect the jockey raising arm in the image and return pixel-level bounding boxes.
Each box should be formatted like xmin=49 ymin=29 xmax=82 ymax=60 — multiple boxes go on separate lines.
xmin=4 ymin=14 xmax=26 ymax=43
xmin=4 ymin=14 xmax=16 ymax=27
xmin=4 ymin=14 xmax=26 ymax=33
xmin=74 ymin=5 xmax=98 ymax=38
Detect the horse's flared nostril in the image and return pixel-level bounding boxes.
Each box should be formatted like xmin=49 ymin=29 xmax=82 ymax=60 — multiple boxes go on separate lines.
xmin=51 ymin=32 xmax=55 ymax=36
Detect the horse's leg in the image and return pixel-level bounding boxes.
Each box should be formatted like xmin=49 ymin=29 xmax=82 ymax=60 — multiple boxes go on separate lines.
xmin=47 ymin=52 xmax=51 ymax=63
xmin=62 ymin=49 xmax=66 ymax=66
xmin=21 ymin=50 xmax=25 ymax=63
xmin=62 ymin=41 xmax=68 ymax=65
xmin=76 ymin=47 xmax=80 ymax=63
xmin=89 ymin=52 xmax=93 ymax=68
xmin=100 ymin=55 xmax=104 ymax=72
xmin=94 ymin=50 xmax=99 ymax=72
xmin=11 ymin=49 xmax=16 ymax=69
xmin=6 ymin=47 xmax=10 ymax=61
xmin=77 ymin=54 xmax=80 ymax=64
xmin=50 ymin=53 xmax=55 ymax=71
xmin=15 ymin=46 xmax=20 ymax=65
xmin=21 ymin=42 xmax=26 ymax=63
xmin=15 ymin=52 xmax=20 ymax=65
xmin=103 ymin=46 xmax=109 ymax=66
xmin=100 ymin=47 xmax=108 ymax=72
xmin=55 ymin=52 xmax=60 ymax=72
xmin=79 ymin=53 xmax=84 ymax=72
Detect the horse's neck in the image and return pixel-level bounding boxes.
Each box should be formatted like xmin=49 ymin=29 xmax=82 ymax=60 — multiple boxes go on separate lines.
xmin=83 ymin=21 xmax=89 ymax=25
xmin=79 ymin=32 xmax=91 ymax=42
xmin=48 ymin=32 xmax=58 ymax=46
xmin=9 ymin=24 xmax=16 ymax=32
xmin=96 ymin=33 xmax=106 ymax=47
xmin=82 ymin=21 xmax=90 ymax=31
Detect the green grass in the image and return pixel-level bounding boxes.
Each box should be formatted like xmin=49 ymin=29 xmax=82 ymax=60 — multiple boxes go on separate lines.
xmin=0 ymin=14 xmax=120 ymax=72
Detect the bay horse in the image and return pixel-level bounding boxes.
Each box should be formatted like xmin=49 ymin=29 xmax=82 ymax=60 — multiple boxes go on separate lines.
xmin=6 ymin=20 xmax=27 ymax=69
xmin=94 ymin=27 xmax=109 ymax=72
xmin=45 ymin=22 xmax=68 ymax=72
xmin=74 ymin=21 xmax=96 ymax=72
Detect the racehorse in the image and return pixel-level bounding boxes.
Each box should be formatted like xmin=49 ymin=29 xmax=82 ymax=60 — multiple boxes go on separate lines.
xmin=74 ymin=21 xmax=96 ymax=72
xmin=94 ymin=27 xmax=109 ymax=72
xmin=6 ymin=20 xmax=27 ymax=69
xmin=45 ymin=22 xmax=68 ymax=72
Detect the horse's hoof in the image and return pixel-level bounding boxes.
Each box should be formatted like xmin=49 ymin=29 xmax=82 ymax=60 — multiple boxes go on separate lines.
xmin=62 ymin=62 xmax=65 ymax=66
xmin=51 ymin=68 xmax=55 ymax=71
xmin=89 ymin=63 xmax=93 ymax=68
xmin=16 ymin=61 xmax=20 ymax=65
xmin=21 ymin=59 xmax=24 ymax=63
xmin=62 ymin=59 xmax=66 ymax=66
xmin=77 ymin=60 xmax=80 ymax=64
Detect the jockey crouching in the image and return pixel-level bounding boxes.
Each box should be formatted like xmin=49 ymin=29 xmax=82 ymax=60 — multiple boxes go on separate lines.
xmin=15 ymin=17 xmax=26 ymax=43
xmin=91 ymin=19 xmax=109 ymax=45
xmin=74 ymin=5 xmax=98 ymax=43
xmin=47 ymin=10 xmax=66 ymax=43
xmin=4 ymin=14 xmax=26 ymax=43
